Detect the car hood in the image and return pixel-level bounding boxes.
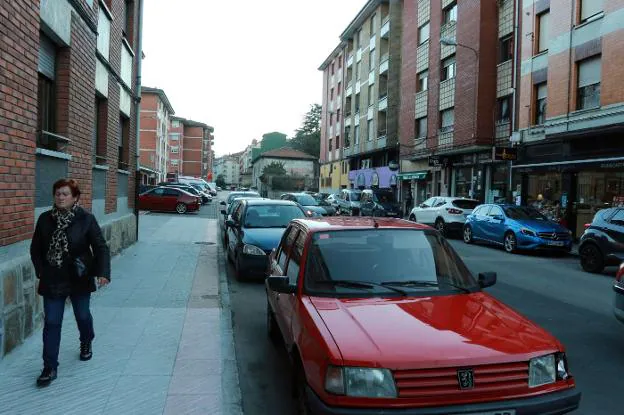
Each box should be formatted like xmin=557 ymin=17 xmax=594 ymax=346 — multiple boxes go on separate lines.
xmin=515 ymin=219 xmax=568 ymax=233
xmin=311 ymin=293 xmax=561 ymax=368
xmin=241 ymin=227 xmax=287 ymax=252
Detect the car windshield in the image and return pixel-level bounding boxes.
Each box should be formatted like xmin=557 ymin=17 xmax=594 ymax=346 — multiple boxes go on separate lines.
xmin=452 ymin=199 xmax=480 ymax=210
xmin=504 ymin=206 xmax=548 ymax=221
xmin=295 ymin=194 xmax=319 ymax=206
xmin=227 ymin=192 xmax=259 ymax=204
xmin=349 ymin=192 xmax=361 ymax=201
xmin=304 ymin=229 xmax=478 ymax=295
xmin=244 ymin=204 xmax=306 ymax=228
xmin=372 ymin=192 xmax=396 ymax=203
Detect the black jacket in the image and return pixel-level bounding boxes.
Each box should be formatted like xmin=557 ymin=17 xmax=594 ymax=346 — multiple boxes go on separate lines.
xmin=30 ymin=206 xmax=111 ymax=298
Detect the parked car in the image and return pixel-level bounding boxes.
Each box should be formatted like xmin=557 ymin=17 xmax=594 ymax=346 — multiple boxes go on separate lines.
xmin=324 ymin=193 xmax=341 ymax=210
xmin=280 ymin=192 xmax=336 ymax=216
xmin=613 ymin=263 xmax=624 ymax=324
xmin=138 ymin=184 xmax=156 ymax=194
xmin=335 ymin=189 xmax=362 ymax=216
xmin=409 ymin=196 xmax=480 ymax=236
xmin=138 ymin=187 xmax=200 ymax=214
xmin=265 ymin=217 xmax=580 ymax=414
xmin=220 ymin=196 xmax=266 ymax=242
xmin=578 ymin=207 xmax=624 ymax=273
xmin=157 ymin=182 xmax=206 ymax=205
xmin=359 ymin=188 xmax=401 ymax=217
xmin=225 ymin=199 xmax=307 ymax=280
xmin=464 ymin=204 xmax=573 ymax=254
xmin=219 ymin=191 xmax=261 ymax=224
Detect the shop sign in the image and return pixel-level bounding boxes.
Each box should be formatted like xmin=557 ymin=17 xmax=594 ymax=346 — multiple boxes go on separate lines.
xmin=428 ymin=156 xmax=452 ymax=167
xmin=493 ymin=147 xmax=517 ymax=161
xmin=389 ymin=174 xmax=398 ymax=187
xmin=371 ymin=172 xmax=380 ymax=187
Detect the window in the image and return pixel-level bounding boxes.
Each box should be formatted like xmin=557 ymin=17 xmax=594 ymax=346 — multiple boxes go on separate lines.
xmin=417 ymin=70 xmax=428 ymax=92
xmin=171 ymin=159 xmax=179 ymax=166
xmin=499 ymin=35 xmax=513 ymax=63
xmin=577 ymin=56 xmax=601 ymax=110
xmin=537 ymin=11 xmax=549 ymax=53
xmin=328 ymin=138 xmax=333 ymax=152
xmin=369 ymin=49 xmax=376 ymax=71
xmin=416 ymin=117 xmax=427 ymax=138
xmin=163 ymin=188 xmax=180 ymax=197
xmin=440 ymin=108 xmax=455 ymax=132
xmin=418 ymin=22 xmax=430 ymax=44
xmin=94 ymin=96 xmax=107 ymax=163
xmin=344 ymin=126 xmax=351 ymax=147
xmin=355 ymin=93 xmax=361 ymax=113
xmin=331 ymin=63 xmax=335 ymax=75
xmin=119 ymin=114 xmax=129 ymax=170
xmin=441 ymin=56 xmax=456 ymax=81
xmin=368 ymin=120 xmax=374 ymax=141
xmin=122 ymin=0 xmax=134 ymax=41
xmin=488 ymin=206 xmax=504 ymax=217
xmin=335 ymin=135 xmax=340 ymax=149
xmin=170 ymin=133 xmax=180 ymax=140
xmin=171 ymin=120 xmax=180 ymax=128
xmin=580 ymin=0 xmax=602 ymax=22
xmin=534 ymin=82 xmax=547 ymax=125
xmin=354 ymin=125 xmax=360 ymax=145
xmin=336 ymin=109 xmax=341 ymax=122
xmin=368 ymin=85 xmax=375 ymax=106
xmin=443 ymin=2 xmax=458 ymax=24
xmin=286 ymin=231 xmax=306 ymax=285
xmin=277 ymin=226 xmax=296 ymax=270
xmin=356 ymin=61 xmax=361 ymax=80
xmin=370 ymin=13 xmax=376 ymax=35
xmin=37 ymin=34 xmax=57 ymax=149
xmin=171 ymin=146 xmax=179 ymax=154
xmin=330 ymin=88 xmax=334 ymax=100
xmin=357 ymin=29 xmax=362 ymax=49
xmin=497 ymin=96 xmax=511 ymax=123
xmin=329 ymin=113 xmax=333 ymax=126
xmin=338 ymin=57 xmax=342 ymax=69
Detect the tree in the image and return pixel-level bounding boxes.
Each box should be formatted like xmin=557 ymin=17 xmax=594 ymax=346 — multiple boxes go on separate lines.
xmin=261 ymin=161 xmax=287 ymax=177
xmin=215 ymin=174 xmax=226 ymax=188
xmin=290 ymin=104 xmax=321 ymax=158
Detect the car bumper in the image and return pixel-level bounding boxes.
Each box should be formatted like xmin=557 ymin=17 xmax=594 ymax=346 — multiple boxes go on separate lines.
xmin=238 ymin=252 xmax=269 ymax=278
xmin=613 ymin=284 xmax=624 ymax=324
xmin=306 ymin=386 xmax=580 ymax=415
xmin=517 ymin=236 xmax=572 ymax=251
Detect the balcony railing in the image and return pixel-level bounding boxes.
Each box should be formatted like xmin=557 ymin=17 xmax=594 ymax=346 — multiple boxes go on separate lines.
xmin=381 ymin=17 xmax=390 ymax=39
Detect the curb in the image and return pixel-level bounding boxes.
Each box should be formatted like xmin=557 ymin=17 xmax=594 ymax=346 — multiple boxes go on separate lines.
xmin=218 ymin=243 xmax=244 ymax=415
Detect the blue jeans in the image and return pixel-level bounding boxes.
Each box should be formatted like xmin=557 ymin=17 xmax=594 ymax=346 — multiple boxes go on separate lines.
xmin=43 ymin=294 xmax=95 ymax=369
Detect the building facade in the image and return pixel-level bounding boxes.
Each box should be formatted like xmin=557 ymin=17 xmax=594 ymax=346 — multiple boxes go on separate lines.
xmin=239 ymin=140 xmax=260 ymax=187
xmin=0 ymin=0 xmax=142 ymax=358
xmin=168 ymin=116 xmax=184 ymax=176
xmin=214 ymin=153 xmax=241 ymax=186
xmin=139 ymin=87 xmax=174 ymax=184
xmin=171 ymin=117 xmax=214 ymax=180
xmin=252 ymin=148 xmax=318 ymax=197
xmin=512 ymin=0 xmax=624 ymax=238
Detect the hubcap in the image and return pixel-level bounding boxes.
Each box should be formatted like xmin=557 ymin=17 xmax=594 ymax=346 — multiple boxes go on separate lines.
xmin=505 ymin=235 xmax=514 ymax=251
xmin=464 ymin=227 xmax=471 ymax=242
xmin=436 ymin=221 xmax=444 ymax=231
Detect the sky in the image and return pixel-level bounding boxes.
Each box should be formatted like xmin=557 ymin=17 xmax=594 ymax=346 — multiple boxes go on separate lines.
xmin=142 ymin=0 xmax=365 ymax=157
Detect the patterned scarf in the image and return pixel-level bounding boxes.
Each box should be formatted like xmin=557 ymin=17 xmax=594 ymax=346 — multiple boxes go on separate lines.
xmin=47 ymin=204 xmax=77 ymax=268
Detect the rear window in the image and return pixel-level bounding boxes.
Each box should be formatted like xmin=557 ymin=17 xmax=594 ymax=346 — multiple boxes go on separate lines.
xmin=452 ymin=199 xmax=480 ymax=210
xmin=243 ymin=204 xmax=306 ymax=228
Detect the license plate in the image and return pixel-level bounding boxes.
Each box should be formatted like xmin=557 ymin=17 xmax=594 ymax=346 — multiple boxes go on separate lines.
xmin=548 ymin=241 xmax=565 ymax=246
xmin=454 ymin=411 xmax=515 ymax=415
xmin=386 ymin=212 xmax=397 ymax=216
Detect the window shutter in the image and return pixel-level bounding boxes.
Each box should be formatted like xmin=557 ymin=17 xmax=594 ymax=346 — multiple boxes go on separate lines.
xmin=578 ymin=57 xmax=602 ymax=87
xmin=38 ymin=34 xmax=56 ymax=80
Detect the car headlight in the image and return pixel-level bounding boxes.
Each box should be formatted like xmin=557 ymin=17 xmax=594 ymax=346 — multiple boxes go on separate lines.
xmin=242 ymin=244 xmax=265 ymax=256
xmin=529 ymin=354 xmax=556 ymax=387
xmin=325 ymin=366 xmax=397 ymax=398
xmin=521 ymin=228 xmax=537 ymax=237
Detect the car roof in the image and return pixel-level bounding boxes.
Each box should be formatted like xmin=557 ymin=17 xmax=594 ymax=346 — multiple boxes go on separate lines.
xmin=243 ymin=199 xmax=298 ymax=206
xmin=291 ymin=217 xmax=431 ymax=232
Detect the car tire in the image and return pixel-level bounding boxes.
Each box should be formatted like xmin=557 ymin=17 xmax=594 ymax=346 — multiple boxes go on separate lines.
xmin=504 ymin=232 xmax=517 ymax=254
xmin=463 ymin=225 xmax=474 ymax=244
xmin=409 ymin=214 xmax=417 ymax=222
xmin=234 ymin=253 xmax=245 ymax=281
xmin=175 ymin=203 xmax=187 ymax=214
xmin=267 ymin=301 xmax=280 ymax=343
xmin=435 ymin=218 xmax=446 ymax=236
xmin=580 ymin=243 xmax=605 ymax=274
xmin=350 ymin=209 xmax=356 ymax=216
xmin=294 ymin=359 xmax=312 ymax=415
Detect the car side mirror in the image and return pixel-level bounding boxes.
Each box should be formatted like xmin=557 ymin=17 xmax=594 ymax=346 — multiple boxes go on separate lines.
xmin=220 ymin=209 xmax=227 ymax=215
xmin=266 ymin=276 xmax=296 ymax=294
xmin=220 ymin=201 xmax=226 ymax=205
xmin=226 ymin=219 xmax=237 ymax=227
xmin=478 ymin=272 xmax=497 ymax=288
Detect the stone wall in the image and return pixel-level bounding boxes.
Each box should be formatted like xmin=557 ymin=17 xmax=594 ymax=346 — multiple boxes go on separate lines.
xmin=0 ymin=213 xmax=137 ymax=358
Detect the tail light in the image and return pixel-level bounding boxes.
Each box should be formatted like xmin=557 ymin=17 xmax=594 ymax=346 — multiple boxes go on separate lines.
xmin=446 ymin=208 xmax=463 ymax=215
xmin=583 ymin=223 xmax=591 ymax=230
xmin=616 ymin=263 xmax=624 ymax=284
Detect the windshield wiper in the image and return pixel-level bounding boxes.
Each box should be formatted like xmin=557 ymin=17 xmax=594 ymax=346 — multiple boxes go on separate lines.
xmin=314 ymin=280 xmax=407 ymax=296
xmin=380 ymin=280 xmax=472 ymax=294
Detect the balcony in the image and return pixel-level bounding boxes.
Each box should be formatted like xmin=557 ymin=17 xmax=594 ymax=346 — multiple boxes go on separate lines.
xmin=368 ymin=106 xmax=375 ymax=120
xmin=346 ymin=82 xmax=353 ymax=96
xmin=328 ymin=150 xmax=333 ymax=162
xmin=416 ymin=42 xmax=429 ymax=73
xmin=345 ymin=117 xmax=352 ymax=127
xmin=379 ymin=54 xmax=389 ymax=74
xmin=368 ymin=71 xmax=375 ymax=85
xmin=329 ymin=101 xmax=334 ymax=112
xmin=334 ymin=149 xmax=340 ymax=160
xmin=378 ymin=95 xmax=388 ymax=111
xmin=356 ymin=48 xmax=363 ymax=62
xmin=347 ymin=53 xmax=354 ymax=67
xmin=496 ymin=60 xmax=513 ymax=98
xmin=377 ymin=134 xmax=387 ymax=148
xmin=369 ymin=35 xmax=376 ymax=50
xmin=439 ymin=78 xmax=456 ymax=110
xmin=440 ymin=21 xmax=457 ymax=60
xmin=377 ymin=128 xmax=387 ymax=141
xmin=415 ymin=90 xmax=428 ymax=118
xmin=381 ymin=17 xmax=390 ymax=39
xmin=438 ymin=130 xmax=454 ymax=148
xmin=355 ymin=82 xmax=361 ymax=94
xmin=344 ymin=146 xmax=351 ymax=157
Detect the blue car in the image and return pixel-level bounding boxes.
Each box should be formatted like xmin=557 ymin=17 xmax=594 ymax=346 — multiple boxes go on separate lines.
xmin=226 ymin=199 xmax=308 ymax=280
xmin=463 ymin=204 xmax=573 ymax=254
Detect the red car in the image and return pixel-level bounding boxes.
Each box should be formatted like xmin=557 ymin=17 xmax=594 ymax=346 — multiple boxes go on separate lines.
xmin=265 ymin=217 xmax=580 ymax=414
xmin=138 ymin=186 xmax=199 ymax=214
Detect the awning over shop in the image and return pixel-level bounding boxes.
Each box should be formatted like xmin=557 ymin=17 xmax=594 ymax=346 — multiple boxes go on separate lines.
xmin=397 ymin=171 xmax=428 ymax=180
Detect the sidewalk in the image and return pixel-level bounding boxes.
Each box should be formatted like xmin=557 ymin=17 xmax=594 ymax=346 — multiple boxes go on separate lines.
xmin=0 ymin=214 xmax=243 ymax=415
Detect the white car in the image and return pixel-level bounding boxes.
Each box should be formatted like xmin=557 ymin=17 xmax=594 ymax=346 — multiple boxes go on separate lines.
xmin=408 ymin=196 xmax=480 ymax=235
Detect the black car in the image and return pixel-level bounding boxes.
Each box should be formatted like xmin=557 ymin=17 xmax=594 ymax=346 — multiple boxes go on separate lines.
xmin=280 ymin=192 xmax=336 ymax=216
xmin=219 ymin=191 xmax=261 ymax=222
xmin=225 ymin=199 xmax=307 ymax=280
xmin=359 ymin=189 xmax=401 ymax=217
xmin=578 ymin=207 xmax=624 ymax=273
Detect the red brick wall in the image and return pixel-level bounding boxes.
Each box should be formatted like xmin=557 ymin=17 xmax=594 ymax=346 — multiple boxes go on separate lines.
xmin=0 ymin=0 xmax=39 ymax=246
xmin=426 ymin=3 xmax=442 ymax=150
xmin=602 ymin=29 xmax=624 ymax=105
xmin=182 ymin=125 xmax=203 ymax=177
xmin=139 ymin=92 xmax=159 ymax=174
xmin=398 ymin=0 xmax=418 ymax=152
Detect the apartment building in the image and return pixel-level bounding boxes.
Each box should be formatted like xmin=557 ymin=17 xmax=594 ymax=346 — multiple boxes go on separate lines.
xmin=168 ymin=116 xmax=184 ymax=175
xmin=214 ymin=153 xmax=241 ymax=186
xmin=176 ymin=117 xmax=214 ymax=179
xmin=139 ymin=87 xmax=174 ymax=184
xmin=239 ymin=140 xmax=260 ymax=187
xmin=512 ymin=0 xmax=624 ymax=238
xmin=320 ymin=0 xmax=403 ymax=194
xmin=0 ymin=0 xmax=142 ymax=357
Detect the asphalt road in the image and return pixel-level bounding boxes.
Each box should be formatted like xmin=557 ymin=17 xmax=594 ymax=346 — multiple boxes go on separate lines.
xmin=218 ymin=192 xmax=622 ymax=415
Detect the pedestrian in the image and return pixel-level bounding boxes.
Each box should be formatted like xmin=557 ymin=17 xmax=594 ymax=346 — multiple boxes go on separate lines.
xmin=30 ymin=178 xmax=111 ymax=387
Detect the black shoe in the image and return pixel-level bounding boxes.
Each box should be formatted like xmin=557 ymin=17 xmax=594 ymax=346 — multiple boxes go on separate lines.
xmin=36 ymin=367 xmax=57 ymax=387
xmin=80 ymin=342 xmax=92 ymax=361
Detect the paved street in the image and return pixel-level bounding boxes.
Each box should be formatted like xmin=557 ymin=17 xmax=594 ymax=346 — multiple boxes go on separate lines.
xmin=0 ymin=209 xmax=242 ymax=415
xmin=220 ymin=192 xmax=623 ymax=415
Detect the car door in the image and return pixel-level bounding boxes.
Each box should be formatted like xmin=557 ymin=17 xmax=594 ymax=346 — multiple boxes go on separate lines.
xmin=470 ymin=205 xmax=492 ymax=240
xmin=278 ymin=227 xmax=306 ymax=348
xmin=162 ymin=188 xmax=181 ymax=211
xmin=267 ymin=226 xmax=298 ymax=341
xmin=140 ymin=188 xmax=163 ymax=210
xmin=227 ymin=203 xmax=244 ymax=256
xmin=416 ymin=197 xmax=437 ymax=223
xmin=359 ymin=193 xmax=370 ymax=216
xmin=484 ymin=205 xmax=506 ymax=243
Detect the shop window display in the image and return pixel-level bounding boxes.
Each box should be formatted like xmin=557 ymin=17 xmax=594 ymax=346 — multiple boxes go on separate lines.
xmin=526 ymin=173 xmax=566 ymax=225
xmin=455 ymin=167 xmax=472 ymax=198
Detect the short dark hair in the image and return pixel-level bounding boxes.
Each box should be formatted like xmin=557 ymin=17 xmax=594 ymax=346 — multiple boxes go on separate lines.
xmin=53 ymin=178 xmax=81 ymax=199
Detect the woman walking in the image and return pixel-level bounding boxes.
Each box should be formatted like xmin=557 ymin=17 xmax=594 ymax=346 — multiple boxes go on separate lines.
xmin=30 ymin=178 xmax=110 ymax=387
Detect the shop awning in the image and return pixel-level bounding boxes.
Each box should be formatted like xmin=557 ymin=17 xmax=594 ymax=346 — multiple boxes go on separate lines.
xmin=398 ymin=171 xmax=428 ymax=180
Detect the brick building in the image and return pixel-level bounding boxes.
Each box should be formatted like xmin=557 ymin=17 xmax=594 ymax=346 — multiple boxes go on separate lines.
xmin=0 ymin=0 xmax=142 ymax=358
xmin=139 ymin=87 xmax=174 ymax=184
xmin=175 ymin=117 xmax=214 ymax=180
xmin=512 ymin=0 xmax=624 ymax=238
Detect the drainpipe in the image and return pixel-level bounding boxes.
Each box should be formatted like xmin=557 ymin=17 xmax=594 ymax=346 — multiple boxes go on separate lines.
xmin=509 ymin=0 xmax=521 ymax=201
xmin=134 ymin=0 xmax=144 ymax=240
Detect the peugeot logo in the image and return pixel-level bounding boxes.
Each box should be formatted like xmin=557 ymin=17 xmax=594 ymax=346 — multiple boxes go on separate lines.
xmin=457 ymin=369 xmax=474 ymax=390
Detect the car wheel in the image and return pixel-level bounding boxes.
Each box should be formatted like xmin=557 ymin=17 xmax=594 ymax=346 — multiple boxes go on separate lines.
xmin=504 ymin=232 xmax=517 ymax=254
xmin=435 ymin=218 xmax=446 ymax=236
xmin=409 ymin=214 xmax=417 ymax=222
xmin=580 ymin=243 xmax=605 ymax=274
xmin=294 ymin=360 xmax=312 ymax=415
xmin=267 ymin=301 xmax=280 ymax=342
xmin=175 ymin=203 xmax=187 ymax=214
xmin=234 ymin=253 xmax=244 ymax=281
xmin=463 ymin=225 xmax=473 ymax=244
